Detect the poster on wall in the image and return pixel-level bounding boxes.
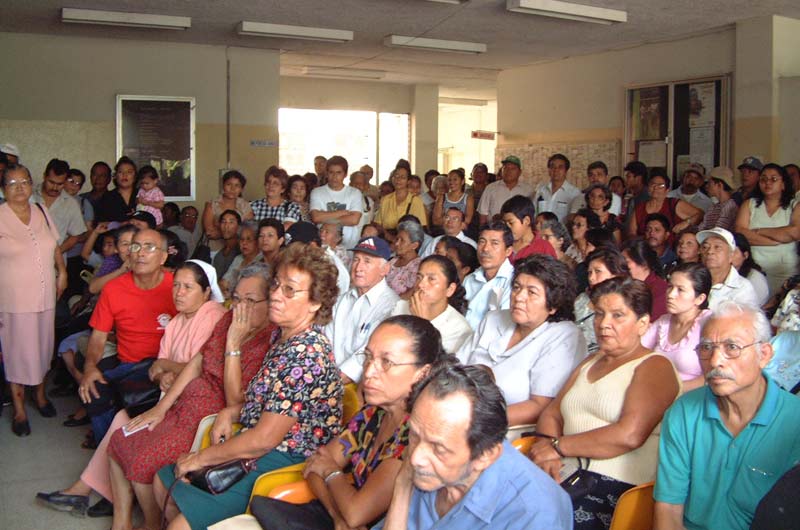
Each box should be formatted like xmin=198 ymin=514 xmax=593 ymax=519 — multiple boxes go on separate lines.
xmin=688 ymin=82 xmax=716 ymax=128
xmin=689 ymin=127 xmax=715 ymax=171
xmin=633 ymin=87 xmax=666 ymax=140
xmin=116 ymin=95 xmax=196 ymax=201
xmin=637 ymin=140 xmax=667 ymax=168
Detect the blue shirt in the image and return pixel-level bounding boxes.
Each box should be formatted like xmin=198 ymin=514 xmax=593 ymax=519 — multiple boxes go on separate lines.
xmin=374 ymin=440 xmax=573 ymax=530
xmin=463 ymin=259 xmax=514 ymax=330
xmin=655 ymin=374 xmax=800 ymax=530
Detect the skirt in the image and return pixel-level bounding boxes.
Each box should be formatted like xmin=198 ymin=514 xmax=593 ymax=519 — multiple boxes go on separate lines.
xmin=0 ymin=310 xmax=55 ymax=385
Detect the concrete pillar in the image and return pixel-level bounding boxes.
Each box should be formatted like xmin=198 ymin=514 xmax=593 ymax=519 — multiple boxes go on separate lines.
xmin=411 ymin=84 xmax=439 ymax=174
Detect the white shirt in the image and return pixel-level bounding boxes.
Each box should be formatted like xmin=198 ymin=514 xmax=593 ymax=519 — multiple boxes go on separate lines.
xmin=463 ymin=259 xmax=514 ymax=330
xmin=32 ymin=190 xmax=87 ymax=245
xmin=309 ymin=185 xmax=364 ymax=249
xmin=420 ymin=231 xmax=477 ymax=258
xmin=668 ymin=189 xmax=713 ymax=212
xmin=477 ymin=180 xmax=534 ymax=219
xmin=325 ymin=246 xmax=351 ymax=296
xmin=569 ymin=191 xmax=622 ymax=216
xmin=392 ymin=301 xmax=473 ymax=354
xmin=708 ymin=266 xmax=759 ymax=312
xmin=535 ymin=180 xmax=582 ymax=222
xmin=457 ymin=310 xmax=586 ymax=406
xmin=747 ymin=269 xmax=770 ymax=306
xmin=324 ymin=279 xmax=399 ymax=382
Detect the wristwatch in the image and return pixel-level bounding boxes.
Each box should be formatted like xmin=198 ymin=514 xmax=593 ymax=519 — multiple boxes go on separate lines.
xmin=551 ymin=437 xmax=566 ymax=458
xmin=224 ymin=350 xmax=241 ymax=357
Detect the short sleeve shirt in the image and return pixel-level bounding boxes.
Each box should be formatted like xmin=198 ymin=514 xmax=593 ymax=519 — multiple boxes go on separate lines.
xmin=250 ymin=198 xmax=301 ymax=224
xmin=340 ymin=405 xmax=409 ymax=489
xmin=310 ymin=185 xmax=364 ymax=248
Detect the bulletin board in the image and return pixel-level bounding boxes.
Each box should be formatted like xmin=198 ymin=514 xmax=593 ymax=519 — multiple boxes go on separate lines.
xmin=495 ymin=141 xmax=621 ymax=190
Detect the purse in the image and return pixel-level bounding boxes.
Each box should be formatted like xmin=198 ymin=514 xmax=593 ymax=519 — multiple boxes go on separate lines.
xmin=522 ymin=431 xmax=598 ymax=502
xmin=186 ymin=458 xmax=257 ymax=495
xmin=191 ymin=233 xmax=212 ymax=263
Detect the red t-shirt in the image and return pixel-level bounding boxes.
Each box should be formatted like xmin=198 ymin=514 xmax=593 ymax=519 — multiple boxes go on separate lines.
xmin=89 ymin=271 xmax=177 ymax=363
xmin=510 ymin=236 xmax=557 ymax=264
xmin=645 ymin=272 xmax=668 ymax=321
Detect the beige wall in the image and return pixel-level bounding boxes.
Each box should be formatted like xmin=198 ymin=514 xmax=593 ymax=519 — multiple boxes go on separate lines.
xmin=779 ymin=77 xmax=800 ymax=165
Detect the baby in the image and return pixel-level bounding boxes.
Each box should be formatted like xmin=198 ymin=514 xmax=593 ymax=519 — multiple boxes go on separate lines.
xmin=136 ymin=166 xmax=165 ymax=225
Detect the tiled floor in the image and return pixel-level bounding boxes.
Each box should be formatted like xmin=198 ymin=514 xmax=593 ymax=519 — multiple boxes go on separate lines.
xmin=0 ymin=393 xmax=137 ymax=530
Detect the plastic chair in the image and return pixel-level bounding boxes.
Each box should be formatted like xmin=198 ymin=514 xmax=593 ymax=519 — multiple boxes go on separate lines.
xmin=342 ymin=383 xmax=361 ymax=424
xmin=190 ymin=414 xmax=243 ymax=452
xmin=512 ymin=435 xmax=538 ymax=454
xmin=609 ymin=481 xmax=655 ymax=530
xmin=245 ymin=463 xmax=307 ymax=513
xmin=267 ymin=479 xmax=317 ymax=504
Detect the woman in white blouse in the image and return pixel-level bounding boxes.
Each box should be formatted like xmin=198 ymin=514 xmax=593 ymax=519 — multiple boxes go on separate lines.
xmin=392 ymin=255 xmax=472 ymax=353
xmin=457 ymin=254 xmax=587 ymax=426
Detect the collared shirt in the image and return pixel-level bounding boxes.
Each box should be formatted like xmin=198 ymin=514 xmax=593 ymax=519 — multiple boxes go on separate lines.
xmin=463 ymin=259 xmax=514 ymax=330
xmin=458 ymin=311 xmax=586 ymax=405
xmin=374 ymin=440 xmax=573 ymax=530
xmin=655 ymin=375 xmax=800 ymax=530
xmin=698 ymin=198 xmax=739 ymax=231
xmin=31 ymin=189 xmax=87 ymax=245
xmin=392 ymin=301 xmax=473 ymax=353
xmin=324 ymin=246 xmax=351 ymax=296
xmin=421 ymin=231 xmax=477 ymax=258
xmin=569 ymin=190 xmax=622 ymax=215
xmin=477 ymin=180 xmax=534 ymax=219
xmin=325 ymin=279 xmax=399 ymax=382
xmin=658 ymin=246 xmax=678 ymax=270
xmin=668 ymin=188 xmax=714 ymax=212
xmin=250 ymin=198 xmax=301 ymax=224
xmin=535 ymin=180 xmax=582 ymax=222
xmin=708 ymin=266 xmax=759 ymax=312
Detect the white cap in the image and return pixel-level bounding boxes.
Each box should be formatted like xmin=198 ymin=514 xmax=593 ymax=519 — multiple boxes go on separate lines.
xmin=696 ymin=227 xmax=736 ymax=252
xmin=0 ymin=143 xmax=20 ymax=159
xmin=186 ymin=259 xmax=225 ymax=302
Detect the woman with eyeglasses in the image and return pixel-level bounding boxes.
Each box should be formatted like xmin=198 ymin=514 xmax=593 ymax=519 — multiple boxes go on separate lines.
xmin=735 ymin=163 xmax=800 ymax=294
xmin=219 ymin=221 xmax=262 ymax=298
xmin=154 ymin=244 xmax=344 ymax=530
xmin=628 ymin=171 xmax=703 ymax=239
xmin=247 ymin=315 xmax=446 ymax=530
xmin=0 ymin=164 xmax=68 ymax=436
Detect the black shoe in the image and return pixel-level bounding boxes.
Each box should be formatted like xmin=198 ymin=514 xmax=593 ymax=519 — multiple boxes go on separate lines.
xmin=63 ymin=415 xmax=91 ymax=427
xmin=12 ymin=418 xmax=31 ymax=436
xmin=86 ymin=497 xmax=113 ymax=518
xmin=36 ymin=401 xmax=57 ymax=418
xmin=35 ymin=491 xmax=89 ymax=516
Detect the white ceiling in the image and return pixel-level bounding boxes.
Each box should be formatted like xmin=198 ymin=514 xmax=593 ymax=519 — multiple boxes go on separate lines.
xmin=4 ymin=1 xmax=800 ymax=100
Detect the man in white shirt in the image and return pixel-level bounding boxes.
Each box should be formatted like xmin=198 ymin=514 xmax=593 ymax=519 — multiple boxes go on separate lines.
xmin=535 ymin=153 xmax=582 ymax=223
xmin=569 ymin=160 xmax=622 ymax=215
xmin=310 ymin=155 xmax=363 ymax=249
xmin=477 ymin=156 xmax=533 ymax=225
xmin=325 ymin=236 xmax=399 ymax=383
xmin=463 ymin=221 xmax=515 ymax=329
xmin=32 ymin=158 xmax=88 ymax=254
xmin=668 ymin=163 xmax=713 ymax=212
xmin=421 ymin=207 xmax=477 ymax=257
xmin=698 ymin=227 xmax=759 ymax=311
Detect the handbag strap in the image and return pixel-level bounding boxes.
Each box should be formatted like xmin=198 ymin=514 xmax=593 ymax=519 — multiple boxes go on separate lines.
xmin=34 ymin=202 xmax=51 ymax=229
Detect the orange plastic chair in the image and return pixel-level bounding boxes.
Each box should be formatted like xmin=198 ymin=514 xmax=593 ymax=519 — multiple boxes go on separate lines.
xmin=512 ymin=435 xmax=538 ymax=455
xmin=609 ymin=481 xmax=655 ymax=530
xmin=246 ymin=463 xmax=307 ymax=514
xmin=267 ymin=479 xmax=317 ymax=504
xmin=342 ymin=383 xmax=361 ymax=424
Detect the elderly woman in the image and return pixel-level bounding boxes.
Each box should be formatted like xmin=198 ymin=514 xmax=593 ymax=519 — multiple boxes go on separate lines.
xmin=566 ymin=208 xmax=601 ymax=264
xmin=320 ymin=220 xmax=351 ymax=269
xmin=154 ymin=244 xmax=344 ymax=530
xmin=0 ymin=164 xmax=67 ymax=436
xmin=251 ymin=166 xmax=301 ymax=228
xmin=386 ymin=220 xmax=424 ymax=297
xmin=374 ymin=167 xmax=428 ymax=230
xmin=675 ymin=227 xmax=700 ymax=266
xmin=585 ymin=184 xmax=622 ymax=243
xmin=530 ymin=277 xmax=680 ymax=529
xmin=538 ymin=214 xmax=577 ymax=270
xmin=248 ymin=315 xmax=446 ymax=530
xmin=458 ymin=255 xmax=587 ymax=427
xmin=392 ymin=255 xmax=473 ymax=353
xmin=575 ymin=248 xmax=630 ymax=354
xmin=287 ymin=175 xmax=311 ymax=222
xmin=622 ymin=238 xmax=668 ymax=320
xmin=735 ymin=163 xmax=800 ymax=293
xmin=433 ymin=169 xmax=475 ymax=227
xmin=202 ymin=170 xmax=254 ymax=252
xmin=628 ymin=171 xmax=703 ymax=238
xmin=37 ymin=260 xmax=227 ymax=518
xmin=642 ymin=262 xmax=712 ymax=391
xmin=220 ymin=222 xmax=262 ymax=298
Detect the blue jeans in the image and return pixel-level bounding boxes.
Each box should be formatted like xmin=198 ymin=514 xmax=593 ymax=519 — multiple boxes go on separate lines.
xmin=85 ymin=358 xmax=138 ymax=440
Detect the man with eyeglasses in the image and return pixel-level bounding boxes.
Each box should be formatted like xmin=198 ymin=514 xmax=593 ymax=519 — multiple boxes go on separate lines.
xmin=697 ymin=227 xmax=758 ymax=311
xmin=78 ymin=228 xmax=176 ymax=442
xmin=420 ymin=207 xmax=476 ymax=258
xmin=653 ymin=301 xmax=800 ymax=530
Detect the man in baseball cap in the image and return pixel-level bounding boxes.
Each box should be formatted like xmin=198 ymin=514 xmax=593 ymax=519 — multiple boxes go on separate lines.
xmin=477 ymin=154 xmax=533 ymax=225
xmin=733 ymin=156 xmax=764 ymax=206
xmin=697 ymin=227 xmax=758 ymax=311
xmin=669 ymin=163 xmax=712 ymax=211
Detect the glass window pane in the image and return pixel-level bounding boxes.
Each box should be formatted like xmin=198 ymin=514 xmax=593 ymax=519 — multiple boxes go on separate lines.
xmin=378 ymin=113 xmax=410 ymax=184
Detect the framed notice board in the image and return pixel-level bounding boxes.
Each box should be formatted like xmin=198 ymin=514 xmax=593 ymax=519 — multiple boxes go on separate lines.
xmin=116 ymin=95 xmax=196 ymax=201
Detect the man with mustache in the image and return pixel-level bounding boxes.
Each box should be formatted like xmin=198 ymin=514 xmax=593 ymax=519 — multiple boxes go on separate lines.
xmin=462 ymin=221 xmax=514 ymax=329
xmin=653 ymin=301 xmax=800 ymax=530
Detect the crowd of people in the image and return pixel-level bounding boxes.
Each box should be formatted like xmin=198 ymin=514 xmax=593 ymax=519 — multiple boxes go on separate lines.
xmin=0 ymin=141 xmax=799 ymax=530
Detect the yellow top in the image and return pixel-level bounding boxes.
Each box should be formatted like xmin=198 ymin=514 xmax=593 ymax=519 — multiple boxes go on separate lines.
xmin=375 ymin=192 xmax=428 ymax=229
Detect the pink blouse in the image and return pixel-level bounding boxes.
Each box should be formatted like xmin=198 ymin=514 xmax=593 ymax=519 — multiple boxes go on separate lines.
xmin=386 ymin=256 xmax=422 ymax=296
xmin=157 ymin=301 xmax=227 ymax=363
xmin=641 ymin=309 xmax=712 ymax=381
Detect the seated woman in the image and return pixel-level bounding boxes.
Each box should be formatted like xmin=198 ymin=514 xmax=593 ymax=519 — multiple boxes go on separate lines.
xmin=154 ymin=244 xmax=344 ymax=530
xmin=585 ymin=184 xmax=622 ymax=243
xmin=674 ymin=227 xmax=700 ymax=266
xmin=538 ymin=214 xmax=577 ymax=270
xmin=36 ymin=260 xmax=228 ymax=518
xmin=566 ymin=208 xmax=601 ymax=264
xmin=287 ymin=175 xmax=311 ymax=223
xmin=628 ymin=170 xmax=703 ymax=238
xmin=386 ymin=220 xmax=424 ymax=298
xmin=622 ymin=238 xmax=668 ymax=320
xmin=220 ymin=222 xmax=262 ymax=298
xmin=530 ymin=277 xmax=680 ymax=529
xmin=732 ymin=232 xmax=770 ymax=306
xmin=575 ymin=248 xmax=630 ymax=354
xmin=257 ymin=218 xmax=285 ymax=270
xmin=320 ymin=220 xmax=351 ymax=269
xmin=248 ymin=315 xmax=446 ymax=530
xmin=442 ymin=238 xmax=479 ymax=283
xmin=392 ymin=255 xmax=473 ymax=353
xmin=457 ymin=254 xmax=587 ymax=427
xmin=642 ymin=262 xmax=712 ymax=391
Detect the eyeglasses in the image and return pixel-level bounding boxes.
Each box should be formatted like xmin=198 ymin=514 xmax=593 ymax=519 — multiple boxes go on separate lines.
xmin=759 ymin=175 xmax=781 ymax=184
xmin=66 ymin=177 xmax=81 ymax=184
xmin=648 ymin=183 xmax=667 ymax=190
xmin=230 ymin=295 xmax=267 ymax=305
xmin=129 ymin=242 xmax=166 ymax=254
xmin=182 ymin=213 xmax=198 ymax=219
xmin=5 ymin=179 xmax=32 ymax=188
xmin=694 ymin=340 xmax=760 ymax=360
xmin=269 ymin=278 xmax=309 ymax=299
xmin=355 ymin=351 xmax=421 ymax=373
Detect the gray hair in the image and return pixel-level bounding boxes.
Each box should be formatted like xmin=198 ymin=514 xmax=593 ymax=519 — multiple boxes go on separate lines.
xmin=232 ymin=261 xmax=271 ymax=298
xmin=398 ymin=220 xmax=425 ymax=248
xmin=541 ymin=218 xmax=572 ymax=252
xmin=431 ymin=174 xmax=447 ymax=193
xmin=709 ymin=301 xmax=773 ymax=344
xmin=322 ymin=220 xmax=344 ymax=242
xmin=238 ymin=220 xmax=259 ymax=239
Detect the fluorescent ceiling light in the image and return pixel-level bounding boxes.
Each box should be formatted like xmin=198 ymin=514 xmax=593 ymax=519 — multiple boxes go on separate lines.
xmin=426 ymin=0 xmax=469 ymax=4
xmin=506 ymin=0 xmax=627 ymax=24
xmin=302 ymin=67 xmax=386 ymax=80
xmin=440 ymin=97 xmax=488 ymax=106
xmin=61 ymin=8 xmax=191 ymax=30
xmin=238 ymin=21 xmax=353 ymax=42
xmin=384 ymin=35 xmax=486 ymax=54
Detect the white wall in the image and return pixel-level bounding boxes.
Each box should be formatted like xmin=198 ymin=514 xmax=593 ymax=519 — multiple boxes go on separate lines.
xmin=779 ymin=77 xmax=800 ymax=165
xmin=438 ymin=102 xmax=497 ymax=176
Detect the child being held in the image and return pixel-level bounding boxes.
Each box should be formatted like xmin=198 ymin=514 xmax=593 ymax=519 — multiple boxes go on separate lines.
xmin=136 ymin=165 xmax=165 ymax=225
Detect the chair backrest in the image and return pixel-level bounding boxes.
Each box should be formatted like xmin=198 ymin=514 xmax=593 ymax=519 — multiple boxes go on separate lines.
xmin=511 ymin=436 xmax=538 ymax=455
xmin=246 ymin=463 xmax=306 ymax=514
xmin=267 ymin=479 xmax=317 ymax=505
xmin=342 ymin=383 xmax=360 ymax=424
xmin=193 ymin=414 xmax=243 ymax=451
xmin=609 ymin=481 xmax=655 ymax=530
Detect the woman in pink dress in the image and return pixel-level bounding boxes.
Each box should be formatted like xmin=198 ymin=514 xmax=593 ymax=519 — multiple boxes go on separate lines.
xmin=386 ymin=220 xmax=423 ymax=298
xmin=0 ymin=164 xmax=67 ymax=436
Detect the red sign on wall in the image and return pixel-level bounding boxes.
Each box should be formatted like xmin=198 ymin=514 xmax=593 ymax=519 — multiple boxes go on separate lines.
xmin=471 ymin=130 xmax=496 ymax=140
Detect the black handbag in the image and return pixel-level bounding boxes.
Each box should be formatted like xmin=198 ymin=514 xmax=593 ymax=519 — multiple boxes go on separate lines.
xmin=186 ymin=458 xmax=258 ymax=495
xmin=190 ymin=234 xmax=212 ymax=263
xmin=110 ymin=358 xmax=161 ymax=417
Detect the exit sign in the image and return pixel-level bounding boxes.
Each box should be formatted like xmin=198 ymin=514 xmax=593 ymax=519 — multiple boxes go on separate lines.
xmin=471 ymin=130 xmax=495 ymax=140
